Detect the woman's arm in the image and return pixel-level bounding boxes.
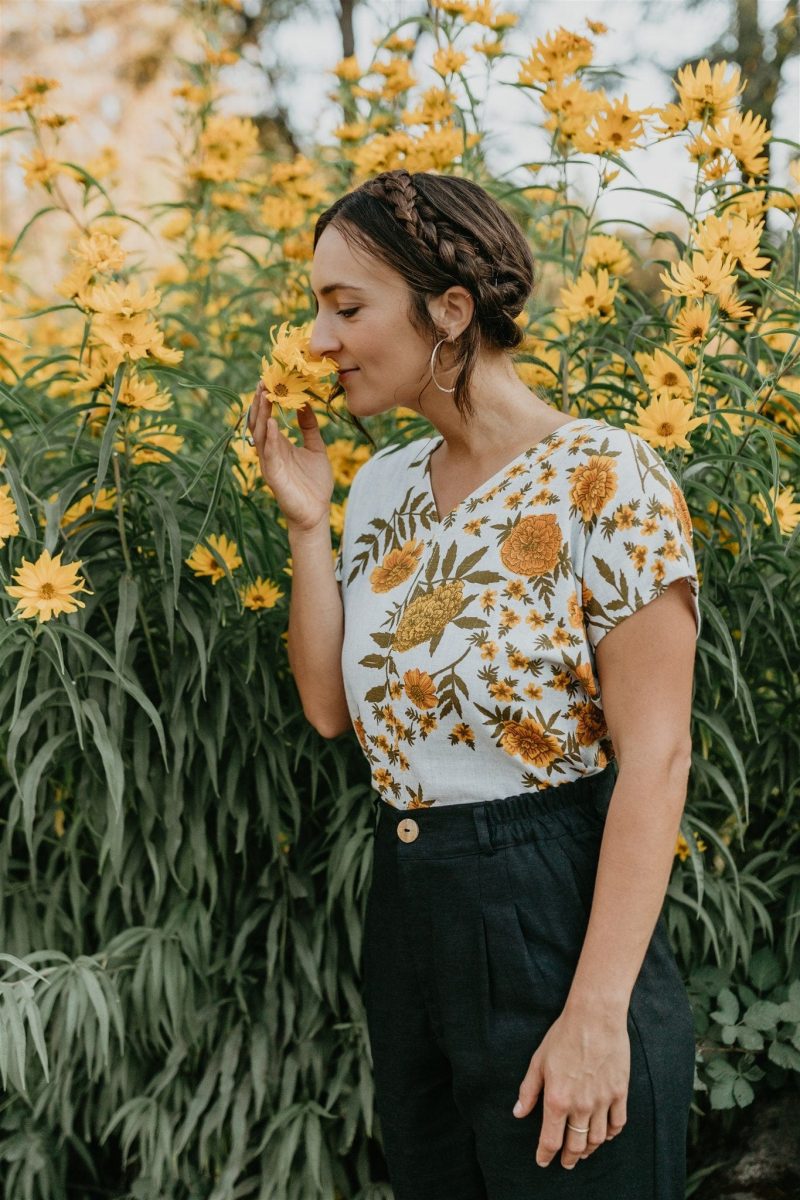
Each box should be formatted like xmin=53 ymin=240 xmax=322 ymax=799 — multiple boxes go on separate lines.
xmin=512 ymin=577 xmax=699 ymax=1171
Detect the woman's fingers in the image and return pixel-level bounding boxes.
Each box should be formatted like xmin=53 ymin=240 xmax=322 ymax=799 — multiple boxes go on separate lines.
xmin=577 ymin=1106 xmax=608 ymax=1161
xmin=607 ymin=1095 xmax=627 ymax=1138
xmin=559 ymin=1111 xmax=593 ymax=1169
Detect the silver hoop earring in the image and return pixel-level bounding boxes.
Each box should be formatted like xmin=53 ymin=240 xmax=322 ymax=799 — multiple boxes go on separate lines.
xmin=430 ymin=336 xmax=461 ymax=393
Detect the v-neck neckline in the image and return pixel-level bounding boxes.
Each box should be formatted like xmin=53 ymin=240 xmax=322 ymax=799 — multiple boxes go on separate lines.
xmin=421 ymin=417 xmax=601 ymax=525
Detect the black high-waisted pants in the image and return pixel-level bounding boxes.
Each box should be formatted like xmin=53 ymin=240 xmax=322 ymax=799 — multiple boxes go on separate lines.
xmin=361 ymin=761 xmax=696 ymax=1200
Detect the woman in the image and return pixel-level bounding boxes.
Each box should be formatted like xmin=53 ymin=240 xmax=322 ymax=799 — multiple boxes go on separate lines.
xmin=247 ymin=168 xmax=701 ymax=1199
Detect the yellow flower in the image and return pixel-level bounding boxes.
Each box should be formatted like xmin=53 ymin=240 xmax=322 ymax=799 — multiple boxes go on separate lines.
xmin=675 ymin=831 xmax=707 ymax=861
xmin=636 ymin=347 xmax=694 ymax=400
xmin=0 ymin=483 xmax=20 ymax=547
xmin=70 ymin=231 xmax=126 ymax=274
xmin=706 ymin=110 xmax=771 ymax=176
xmin=115 ymin=415 xmax=184 ymax=465
xmin=660 ymin=249 xmax=737 ymax=299
xmin=674 ymin=58 xmax=744 ymax=124
xmin=260 ymin=195 xmax=307 ymax=231
xmin=752 ymin=485 xmax=800 ymax=536
xmin=332 ymin=55 xmax=362 ymax=82
xmin=5 ymin=547 xmax=93 ymax=623
xmin=0 ymin=75 xmax=60 ymax=113
xmin=85 ymin=280 xmax=162 ymax=317
xmin=186 ymin=533 xmax=243 ymax=585
xmin=92 ymin=312 xmax=166 ymax=361
xmin=583 ymin=233 xmax=632 ymax=276
xmin=259 ymin=358 xmax=316 ymax=410
xmin=160 ymin=210 xmax=192 ymax=239
xmin=672 ymin=303 xmax=712 ymax=346
xmin=557 ymin=267 xmax=619 ymax=324
xmin=240 ymin=576 xmax=285 ymax=610
xmin=625 ymin=396 xmax=706 ymax=452
xmin=432 ymin=47 xmax=468 ymax=76
xmin=574 ymin=94 xmax=646 ymax=154
xmin=518 ymin=27 xmax=594 ymax=85
xmin=695 ymin=212 xmax=771 ymax=278
xmin=19 ymin=149 xmax=62 ymax=189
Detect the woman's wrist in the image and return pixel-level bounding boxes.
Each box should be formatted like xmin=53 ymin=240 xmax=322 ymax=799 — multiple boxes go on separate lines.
xmin=563 ymin=984 xmax=631 ymax=1025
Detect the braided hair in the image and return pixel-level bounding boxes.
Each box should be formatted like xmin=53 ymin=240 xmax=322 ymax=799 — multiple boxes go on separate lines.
xmin=313 ymin=169 xmax=536 ymax=427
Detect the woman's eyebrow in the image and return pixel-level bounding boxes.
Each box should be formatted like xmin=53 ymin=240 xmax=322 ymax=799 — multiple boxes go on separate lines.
xmin=311 ymin=283 xmax=367 ymax=299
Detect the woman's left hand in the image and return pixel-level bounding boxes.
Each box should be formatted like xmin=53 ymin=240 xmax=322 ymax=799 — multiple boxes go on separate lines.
xmin=512 ymin=1006 xmax=630 ymax=1170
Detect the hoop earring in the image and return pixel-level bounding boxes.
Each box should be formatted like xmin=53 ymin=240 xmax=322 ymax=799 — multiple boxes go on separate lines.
xmin=430 ymin=336 xmax=462 ymax=394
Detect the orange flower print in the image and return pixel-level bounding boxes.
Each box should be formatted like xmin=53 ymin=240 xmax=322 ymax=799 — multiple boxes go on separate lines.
xmin=500 ymin=717 xmax=564 ymax=767
xmin=571 ymin=700 xmax=609 ymax=746
xmin=570 ymin=454 xmax=619 ymax=522
xmin=392 ymin=579 xmax=465 ymax=652
xmin=403 ymin=668 xmax=439 ymax=709
xmin=500 ymin=512 xmax=563 ymax=575
xmin=353 ymin=716 xmax=367 ymax=749
xmin=567 ymin=590 xmax=584 ymax=629
xmin=671 ymin=481 xmax=693 ymax=543
xmin=370 ymin=538 xmax=426 ymax=592
xmin=573 ymin=660 xmax=598 ymax=698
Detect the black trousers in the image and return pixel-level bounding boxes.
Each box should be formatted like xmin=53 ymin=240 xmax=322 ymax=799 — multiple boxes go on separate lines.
xmin=361 ymin=762 xmax=696 ymax=1200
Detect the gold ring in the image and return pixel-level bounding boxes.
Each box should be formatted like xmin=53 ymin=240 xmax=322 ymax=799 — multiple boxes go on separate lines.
xmin=566 ymin=1122 xmax=590 ymax=1134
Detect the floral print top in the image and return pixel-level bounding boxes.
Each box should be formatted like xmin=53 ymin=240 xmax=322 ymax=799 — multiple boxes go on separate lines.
xmin=334 ymin=417 xmax=701 ymax=809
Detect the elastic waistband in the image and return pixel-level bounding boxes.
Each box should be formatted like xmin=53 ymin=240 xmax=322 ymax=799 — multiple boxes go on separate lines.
xmin=373 ymin=761 xmax=618 ymax=858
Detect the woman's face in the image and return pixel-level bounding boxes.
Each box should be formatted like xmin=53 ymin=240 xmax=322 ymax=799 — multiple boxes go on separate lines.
xmin=308 ymin=224 xmax=468 ymax=415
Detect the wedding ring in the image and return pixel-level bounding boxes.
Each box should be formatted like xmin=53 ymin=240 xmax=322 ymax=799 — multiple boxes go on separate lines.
xmin=566 ymin=1122 xmax=590 ymax=1134
xmin=245 ymin=433 xmax=255 ymax=445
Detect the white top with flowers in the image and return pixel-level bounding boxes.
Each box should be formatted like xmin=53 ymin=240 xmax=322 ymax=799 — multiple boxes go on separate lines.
xmin=333 ymin=416 xmax=701 ymax=809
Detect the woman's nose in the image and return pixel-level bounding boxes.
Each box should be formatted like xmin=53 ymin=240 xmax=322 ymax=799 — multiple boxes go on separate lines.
xmin=308 ymin=317 xmax=342 ymax=359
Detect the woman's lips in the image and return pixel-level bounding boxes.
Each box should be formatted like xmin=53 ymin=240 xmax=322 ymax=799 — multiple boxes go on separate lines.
xmin=338 ymin=368 xmax=359 ymax=379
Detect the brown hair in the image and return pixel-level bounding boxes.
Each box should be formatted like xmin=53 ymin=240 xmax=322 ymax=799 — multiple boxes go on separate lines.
xmin=312 ymin=169 xmax=537 ymax=444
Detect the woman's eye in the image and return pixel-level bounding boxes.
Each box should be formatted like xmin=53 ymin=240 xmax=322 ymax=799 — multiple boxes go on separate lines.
xmin=337 ymin=307 xmax=360 ymax=318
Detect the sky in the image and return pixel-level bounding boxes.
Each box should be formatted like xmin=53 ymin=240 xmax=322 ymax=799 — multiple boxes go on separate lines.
xmin=227 ymin=0 xmax=800 ymax=235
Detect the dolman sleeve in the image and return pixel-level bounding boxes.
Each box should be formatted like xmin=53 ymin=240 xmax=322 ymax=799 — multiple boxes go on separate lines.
xmin=577 ymin=430 xmax=702 ymax=653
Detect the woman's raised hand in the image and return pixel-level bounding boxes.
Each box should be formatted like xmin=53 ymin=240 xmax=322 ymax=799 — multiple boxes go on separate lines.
xmin=247 ymin=381 xmax=335 ymax=533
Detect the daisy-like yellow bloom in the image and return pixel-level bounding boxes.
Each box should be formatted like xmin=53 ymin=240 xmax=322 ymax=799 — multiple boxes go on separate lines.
xmin=586 ymin=19 xmax=608 ymax=35
xmin=753 ymin=485 xmax=800 ymax=536
xmin=19 ymin=149 xmax=62 ymax=189
xmin=92 ymin=312 xmax=167 ymax=361
xmin=185 ymin=533 xmax=243 ymax=585
xmin=518 ymin=27 xmax=594 ymax=86
xmin=0 ymin=483 xmax=20 ymax=547
xmin=5 ymin=547 xmax=93 ymax=623
xmin=675 ymin=831 xmax=707 ymax=861
xmin=334 ymin=120 xmax=370 ymax=142
xmin=706 ymin=110 xmax=770 ymax=176
xmin=260 ymin=195 xmax=306 ymax=231
xmin=540 ymin=79 xmax=605 ymax=139
xmin=372 ymin=56 xmax=416 ymax=99
xmin=717 ymin=284 xmax=752 ymax=322
xmin=191 ymin=225 xmax=230 ymax=262
xmin=332 ymin=55 xmax=362 ymax=82
xmin=61 ymin=487 xmax=117 ymax=533
xmin=190 ymin=115 xmax=260 ymax=184
xmin=583 ymin=233 xmax=632 ymax=276
xmin=471 ymin=1 xmax=519 ymax=32
xmin=626 ymin=396 xmax=706 ymax=452
xmin=557 ymin=267 xmax=619 ymax=324
xmin=575 ymin=94 xmax=646 ymax=154
xmin=431 ymin=1 xmax=472 ymax=15
xmin=239 ymin=576 xmax=285 ymax=611
xmin=432 ymin=46 xmax=468 ymax=76
xmin=259 ymin=358 xmax=316 ymax=409
xmin=695 ymin=212 xmax=771 ymax=278
xmin=674 ymin=58 xmax=744 ymax=124
xmin=0 ymin=74 xmax=59 ymax=113
xmin=70 ymin=231 xmax=126 ymax=274
xmin=672 ymin=303 xmax=712 ymax=346
xmin=85 ymin=280 xmax=162 ymax=317
xmin=111 ymin=413 xmax=183 ymax=463
xmin=636 ymin=346 xmax=694 ymax=401
xmin=161 ymin=210 xmax=192 ymax=239
xmin=660 ymin=249 xmax=737 ymax=300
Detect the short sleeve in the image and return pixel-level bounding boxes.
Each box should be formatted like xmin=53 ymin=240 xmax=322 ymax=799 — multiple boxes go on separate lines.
xmin=333 ymin=542 xmax=343 ymax=584
xmin=578 ymin=431 xmax=701 ymax=653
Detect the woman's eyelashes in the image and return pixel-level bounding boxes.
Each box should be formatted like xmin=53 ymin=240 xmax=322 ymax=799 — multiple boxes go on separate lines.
xmin=337 ymin=307 xmax=360 ymax=318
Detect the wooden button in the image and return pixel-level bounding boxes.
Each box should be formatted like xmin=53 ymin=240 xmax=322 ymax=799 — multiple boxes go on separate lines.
xmin=397 ymin=817 xmax=419 ymax=843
